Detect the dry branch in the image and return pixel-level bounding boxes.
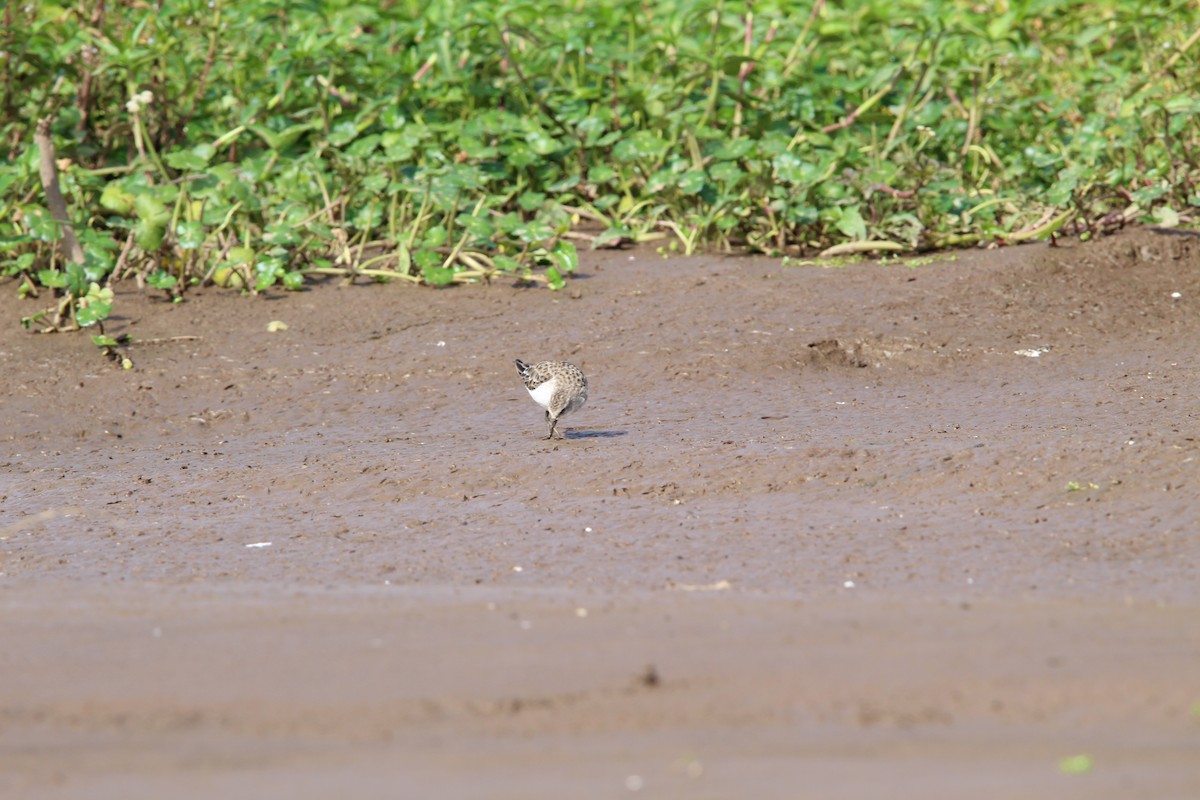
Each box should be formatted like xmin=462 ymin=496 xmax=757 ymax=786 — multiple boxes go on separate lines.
xmin=34 ymin=117 xmax=85 ymax=266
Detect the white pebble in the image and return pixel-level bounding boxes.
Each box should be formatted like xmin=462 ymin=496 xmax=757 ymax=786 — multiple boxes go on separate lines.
xmin=843 ymin=580 xmax=856 ymax=589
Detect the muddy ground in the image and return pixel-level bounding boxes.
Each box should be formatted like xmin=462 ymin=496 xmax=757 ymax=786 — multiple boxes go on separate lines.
xmin=2 ymin=228 xmax=1198 ymax=798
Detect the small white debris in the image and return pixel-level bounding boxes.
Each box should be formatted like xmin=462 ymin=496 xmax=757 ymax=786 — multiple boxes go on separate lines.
xmin=266 ymin=320 xmax=288 ymax=332
xmin=1171 ymin=291 xmax=1182 ymax=299
xmin=575 ymin=607 xmax=588 ymax=618
xmin=512 ymin=565 xmax=523 ymax=572
xmin=671 ymin=580 xmax=731 ymax=592
xmin=584 ymin=527 xmax=593 ymax=532
xmin=245 ymin=541 xmax=272 ymax=548
xmin=843 ymin=580 xmax=856 ymax=589
xmin=436 ymin=340 xmax=446 ymax=347
xmin=1014 ymin=348 xmax=1048 ymax=358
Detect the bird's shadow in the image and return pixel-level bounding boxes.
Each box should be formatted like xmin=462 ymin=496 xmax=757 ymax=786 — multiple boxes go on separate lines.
xmin=565 ymin=429 xmax=627 ymax=439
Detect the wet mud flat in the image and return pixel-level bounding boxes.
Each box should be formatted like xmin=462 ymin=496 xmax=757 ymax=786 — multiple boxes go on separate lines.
xmin=2 ymin=228 xmax=1199 ymax=798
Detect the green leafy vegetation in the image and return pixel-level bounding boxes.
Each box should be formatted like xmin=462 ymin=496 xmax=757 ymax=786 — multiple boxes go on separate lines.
xmin=2 ymin=1 xmax=1198 ymax=332
xmin=1058 ymin=753 xmax=1095 ymax=775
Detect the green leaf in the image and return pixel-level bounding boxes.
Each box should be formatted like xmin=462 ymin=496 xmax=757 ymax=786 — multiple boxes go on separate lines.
xmin=545 ymin=265 xmax=564 ymax=291
xmin=421 ymin=224 xmax=447 ymax=248
xmin=592 ymin=227 xmax=630 ymax=248
xmin=1131 ymin=184 xmax=1169 ymax=206
xmin=518 ymin=191 xmax=546 ymax=211
xmin=549 ymin=239 xmax=578 ymax=273
xmin=91 ymin=334 xmax=119 ymax=347
xmin=136 ymin=218 xmax=167 ymax=250
xmin=721 ymin=55 xmax=755 ymax=76
xmin=249 ymin=122 xmax=316 ymax=152
xmin=65 ymin=262 xmax=89 ymax=296
xmin=514 ymin=220 xmax=555 ymax=243
xmin=677 ymin=170 xmax=707 ymax=195
xmin=1058 ymin=754 xmax=1093 ymax=775
xmin=588 ymin=165 xmax=617 ymax=183
xmin=164 ymin=148 xmax=210 ymax=172
xmin=457 ymin=214 xmax=495 ymax=240
xmin=21 ymin=205 xmax=59 ymax=241
xmin=253 ymin=254 xmax=286 ymax=290
xmin=262 ymin=224 xmax=300 ymax=246
xmin=281 ymin=271 xmax=305 ymax=290
xmin=328 ymin=120 xmax=359 ymax=147
xmin=712 ymin=139 xmax=754 ymax=161
xmin=413 ymin=249 xmax=440 ymax=268
xmin=37 ymin=269 xmax=69 ymax=289
xmin=1047 ymin=167 xmax=1082 ymax=206
xmin=420 ymin=261 xmax=451 ymax=286
xmin=613 ymin=131 xmax=669 ymax=162
xmin=492 ymin=254 xmax=523 ymax=274
xmin=548 ymin=175 xmax=580 ymax=193
xmin=833 ymin=205 xmax=867 ymax=241
xmin=1164 ymin=94 xmax=1200 ymax=115
xmin=709 ymin=162 xmax=744 ymax=184
xmin=1153 ymin=206 xmax=1180 ymax=228
xmin=100 ymin=183 xmax=136 ymax=215
xmin=175 ymin=221 xmax=206 ymax=249
xmin=75 ymin=282 xmax=113 ymax=327
xmin=525 ymin=129 xmax=559 ymax=155
xmin=0 ymin=234 xmax=29 ymax=253
xmin=146 ymin=270 xmax=178 ymax=290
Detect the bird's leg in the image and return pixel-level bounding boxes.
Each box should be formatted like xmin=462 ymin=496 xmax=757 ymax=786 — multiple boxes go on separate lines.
xmin=546 ymin=410 xmax=556 ymax=439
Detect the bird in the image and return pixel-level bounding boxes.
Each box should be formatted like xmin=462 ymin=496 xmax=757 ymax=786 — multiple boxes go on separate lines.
xmin=515 ymin=358 xmax=589 ymax=440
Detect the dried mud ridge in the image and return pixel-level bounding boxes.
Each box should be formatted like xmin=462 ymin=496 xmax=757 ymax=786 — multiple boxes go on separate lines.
xmin=804 ymin=334 xmax=941 ymax=369
xmin=1 ymin=228 xmax=1199 ymax=798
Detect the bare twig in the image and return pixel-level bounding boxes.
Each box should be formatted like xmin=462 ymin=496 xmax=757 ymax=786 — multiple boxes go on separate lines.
xmin=780 ymin=0 xmax=826 ymax=83
xmin=107 ymin=230 xmax=137 ymax=287
xmin=35 ymin=117 xmax=86 ymax=266
xmin=961 ymin=69 xmax=981 ymax=157
xmin=873 ymin=184 xmax=917 ymax=199
xmin=135 ymin=335 xmax=203 ymax=345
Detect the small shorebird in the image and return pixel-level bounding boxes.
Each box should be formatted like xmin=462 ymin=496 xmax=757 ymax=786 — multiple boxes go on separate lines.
xmin=515 ymin=358 xmax=589 ymax=440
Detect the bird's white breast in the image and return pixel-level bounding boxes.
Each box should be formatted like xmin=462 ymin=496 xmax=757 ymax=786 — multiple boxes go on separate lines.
xmin=527 ymin=379 xmax=556 ymax=410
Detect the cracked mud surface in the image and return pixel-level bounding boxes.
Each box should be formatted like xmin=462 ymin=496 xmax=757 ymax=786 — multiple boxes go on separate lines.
xmin=2 ymin=228 xmax=1199 ymax=798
